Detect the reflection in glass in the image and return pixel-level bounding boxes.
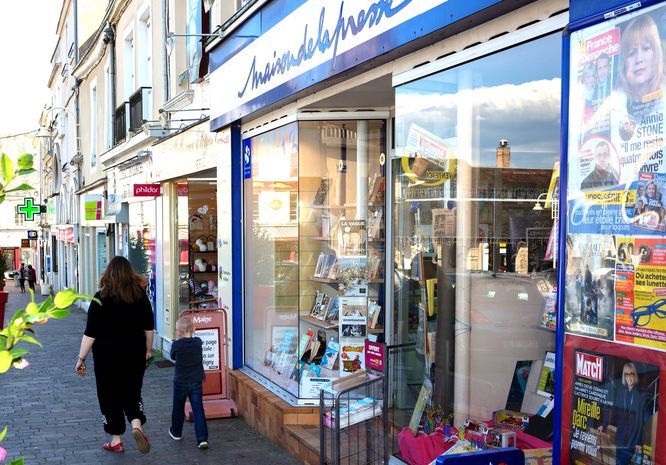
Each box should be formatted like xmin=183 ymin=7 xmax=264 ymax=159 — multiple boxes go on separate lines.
xmin=391 ymin=31 xmax=561 ymax=449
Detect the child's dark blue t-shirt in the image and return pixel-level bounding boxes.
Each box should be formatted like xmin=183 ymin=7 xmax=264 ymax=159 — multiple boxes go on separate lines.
xmin=170 ymin=337 xmax=205 ymax=384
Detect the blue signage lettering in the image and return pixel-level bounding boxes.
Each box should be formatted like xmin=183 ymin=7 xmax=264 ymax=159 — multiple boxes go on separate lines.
xmin=237 ymin=0 xmax=411 ymax=98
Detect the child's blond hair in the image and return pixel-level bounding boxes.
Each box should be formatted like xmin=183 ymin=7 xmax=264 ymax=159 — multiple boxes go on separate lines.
xmin=175 ymin=317 xmax=194 ymax=337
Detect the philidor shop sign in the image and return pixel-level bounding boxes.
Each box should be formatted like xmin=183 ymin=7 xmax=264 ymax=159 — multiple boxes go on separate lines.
xmin=133 ymin=184 xmax=161 ymax=197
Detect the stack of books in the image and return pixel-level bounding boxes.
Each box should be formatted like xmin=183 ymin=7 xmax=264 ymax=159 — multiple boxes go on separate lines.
xmin=324 ymin=397 xmax=381 ymax=429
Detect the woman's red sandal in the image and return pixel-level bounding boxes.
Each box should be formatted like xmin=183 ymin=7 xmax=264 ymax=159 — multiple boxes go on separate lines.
xmin=102 ymin=442 xmax=124 ymax=452
xmin=132 ymin=427 xmax=151 ymax=454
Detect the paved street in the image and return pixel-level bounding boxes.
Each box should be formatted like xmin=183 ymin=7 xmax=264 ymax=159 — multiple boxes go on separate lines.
xmin=0 ymin=287 xmax=301 ymax=465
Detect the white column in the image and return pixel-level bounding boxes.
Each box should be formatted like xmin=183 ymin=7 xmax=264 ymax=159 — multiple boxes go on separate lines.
xmin=356 ymin=120 xmax=369 ymax=220
xmin=454 ymin=72 xmax=474 ymax=426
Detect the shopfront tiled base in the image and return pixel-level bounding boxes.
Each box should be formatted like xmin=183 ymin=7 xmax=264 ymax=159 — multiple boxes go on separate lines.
xmin=228 ymin=370 xmax=321 ymax=464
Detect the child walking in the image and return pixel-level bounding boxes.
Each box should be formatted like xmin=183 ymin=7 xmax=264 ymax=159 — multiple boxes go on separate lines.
xmin=169 ymin=317 xmax=209 ymax=449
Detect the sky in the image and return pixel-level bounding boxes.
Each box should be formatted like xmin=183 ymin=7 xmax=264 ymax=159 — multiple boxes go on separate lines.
xmin=0 ymin=1 xmax=61 ymax=137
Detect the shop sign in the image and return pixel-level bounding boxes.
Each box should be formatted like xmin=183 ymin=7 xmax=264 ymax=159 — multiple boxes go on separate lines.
xmin=152 ymin=124 xmax=229 ymax=182
xmin=133 ymin=183 xmax=161 ymax=197
xmin=20 ymin=239 xmax=31 ymax=248
xmin=16 ymin=197 xmax=42 ymax=221
xmin=27 ymin=230 xmax=38 ymax=239
xmin=243 ymin=140 xmax=252 ymax=179
xmin=55 ymin=227 xmax=76 ymax=243
xmin=83 ymin=195 xmax=103 ymax=221
xmin=46 ymin=200 xmax=57 ymax=225
xmin=209 ymin=0 xmax=498 ymax=129
xmin=364 ymin=340 xmax=385 ymax=372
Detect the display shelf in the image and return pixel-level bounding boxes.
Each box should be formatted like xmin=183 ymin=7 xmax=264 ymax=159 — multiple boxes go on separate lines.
xmin=367 ymin=326 xmax=384 ymax=334
xmin=192 ymin=271 xmax=217 ymax=274
xmin=311 ymin=276 xmax=341 ymax=284
xmin=300 ymin=315 xmax=339 ymax=330
xmin=190 ymin=251 xmax=217 ymax=254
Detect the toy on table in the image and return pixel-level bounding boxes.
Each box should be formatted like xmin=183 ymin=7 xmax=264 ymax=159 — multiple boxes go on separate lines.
xmin=485 ymin=428 xmax=516 ymax=449
xmin=492 ymin=410 xmax=530 ymax=431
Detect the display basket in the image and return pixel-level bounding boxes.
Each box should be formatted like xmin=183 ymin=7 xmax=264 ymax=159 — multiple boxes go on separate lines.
xmin=319 ymin=370 xmax=386 ymax=465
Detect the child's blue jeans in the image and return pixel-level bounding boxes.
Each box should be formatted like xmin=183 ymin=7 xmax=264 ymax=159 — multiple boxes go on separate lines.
xmin=171 ymin=380 xmax=208 ymax=443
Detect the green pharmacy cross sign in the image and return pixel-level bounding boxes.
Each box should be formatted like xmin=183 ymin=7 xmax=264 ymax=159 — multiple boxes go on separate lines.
xmin=17 ymin=197 xmax=43 ymax=221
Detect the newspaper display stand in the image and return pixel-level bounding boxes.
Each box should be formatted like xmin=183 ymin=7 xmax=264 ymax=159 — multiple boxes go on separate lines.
xmin=319 ymin=370 xmax=386 ymax=465
xmin=179 ymin=307 xmax=237 ymax=419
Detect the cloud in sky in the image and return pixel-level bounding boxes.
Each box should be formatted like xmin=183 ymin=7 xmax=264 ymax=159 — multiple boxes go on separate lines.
xmin=395 ymin=79 xmax=562 ymax=168
xmin=0 ymin=1 xmax=60 ymax=137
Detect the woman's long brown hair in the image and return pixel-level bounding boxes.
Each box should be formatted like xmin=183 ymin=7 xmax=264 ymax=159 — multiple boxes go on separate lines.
xmin=99 ymin=256 xmax=147 ymax=303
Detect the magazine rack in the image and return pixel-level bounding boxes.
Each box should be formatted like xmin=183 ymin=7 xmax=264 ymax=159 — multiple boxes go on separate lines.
xmin=319 ymin=371 xmax=386 ymax=465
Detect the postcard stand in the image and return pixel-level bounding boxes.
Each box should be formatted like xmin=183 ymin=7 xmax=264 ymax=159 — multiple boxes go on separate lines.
xmin=319 ymin=370 xmax=386 ymax=465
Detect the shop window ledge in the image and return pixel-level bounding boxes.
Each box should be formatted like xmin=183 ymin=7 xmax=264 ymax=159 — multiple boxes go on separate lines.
xmin=300 ymin=315 xmax=339 ymax=330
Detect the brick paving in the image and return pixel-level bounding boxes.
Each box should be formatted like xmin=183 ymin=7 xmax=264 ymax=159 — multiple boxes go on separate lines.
xmin=0 ymin=287 xmax=301 ymax=465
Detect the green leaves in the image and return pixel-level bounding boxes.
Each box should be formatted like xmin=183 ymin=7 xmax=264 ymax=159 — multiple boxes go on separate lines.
xmin=17 ymin=153 xmax=33 ymax=171
xmin=54 ymin=289 xmax=78 ymax=309
xmin=5 ymin=184 xmax=34 ymax=193
xmin=0 ymin=152 xmax=35 ymax=203
xmin=25 ymin=302 xmax=39 ymax=316
xmin=1 ymin=154 xmax=14 ymax=186
xmin=0 ymin=351 xmax=11 ymax=373
xmin=0 ymin=289 xmax=91 ymax=376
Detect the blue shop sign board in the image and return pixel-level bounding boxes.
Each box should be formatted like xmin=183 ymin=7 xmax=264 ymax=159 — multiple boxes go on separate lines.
xmin=436 ymin=448 xmax=525 ymax=465
xmin=242 ymin=139 xmax=252 ymax=179
xmin=209 ymin=0 xmax=499 ymax=130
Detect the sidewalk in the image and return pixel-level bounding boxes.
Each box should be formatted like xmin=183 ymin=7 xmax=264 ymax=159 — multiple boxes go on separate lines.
xmin=0 ymin=288 xmax=301 ymax=465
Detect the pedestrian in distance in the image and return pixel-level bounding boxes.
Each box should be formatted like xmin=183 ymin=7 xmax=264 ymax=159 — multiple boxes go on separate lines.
xmin=169 ymin=316 xmax=209 ymax=449
xmin=26 ymin=264 xmax=36 ymax=291
xmin=18 ymin=263 xmax=26 ymax=293
xmin=75 ymin=256 xmax=155 ymax=454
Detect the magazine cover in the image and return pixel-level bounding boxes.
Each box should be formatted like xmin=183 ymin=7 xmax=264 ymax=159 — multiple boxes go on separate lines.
xmin=324 ymin=296 xmax=340 ymax=322
xmin=338 ymin=219 xmax=367 ymax=256
xmin=633 ymin=171 xmax=666 ymax=232
xmin=312 ymin=177 xmax=330 ymax=206
xmin=567 ymin=349 xmax=659 ymax=465
xmin=615 ymin=237 xmax=666 ymax=350
xmin=337 ymin=256 xmax=368 ymax=296
xmin=339 ymin=341 xmax=365 ymax=375
xmin=321 ymin=339 xmax=340 ymax=370
xmin=368 ymin=301 xmax=382 ymax=329
xmin=564 ymin=234 xmax=616 ymax=340
xmin=567 ymin=3 xmax=666 ymax=238
xmin=536 ymin=352 xmax=556 ymax=397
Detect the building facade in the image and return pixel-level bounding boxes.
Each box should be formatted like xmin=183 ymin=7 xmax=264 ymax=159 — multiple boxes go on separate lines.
xmin=39 ymin=0 xmax=666 ymax=464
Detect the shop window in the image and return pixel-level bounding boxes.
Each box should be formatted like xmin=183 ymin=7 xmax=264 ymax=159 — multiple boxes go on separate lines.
xmin=243 ymin=120 xmax=387 ymax=402
xmin=176 ymin=180 xmax=218 ymax=313
xmin=128 ymin=200 xmax=157 ymax=308
xmin=391 ymin=32 xmax=561 ymax=454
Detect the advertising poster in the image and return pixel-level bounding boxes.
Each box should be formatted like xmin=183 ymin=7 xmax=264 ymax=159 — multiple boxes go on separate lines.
xmin=568 ymin=4 xmax=666 ymax=237
xmin=615 ymin=238 xmax=666 ymax=350
xmin=339 ymin=340 xmax=365 ymax=376
xmin=564 ymin=234 xmax=617 ymax=340
xmin=194 ymin=328 xmax=220 ymax=371
xmin=561 ymin=336 xmax=665 ymax=465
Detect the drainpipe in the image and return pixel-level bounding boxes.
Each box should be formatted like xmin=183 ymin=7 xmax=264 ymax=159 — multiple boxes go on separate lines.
xmin=163 ymin=0 xmax=170 ymax=102
xmin=73 ymin=0 xmax=79 ymax=63
xmin=103 ymin=23 xmax=117 ymax=143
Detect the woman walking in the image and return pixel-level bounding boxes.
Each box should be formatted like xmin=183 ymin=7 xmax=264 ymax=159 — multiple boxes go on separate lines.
xmin=27 ymin=264 xmax=36 ymax=291
xmin=75 ymin=256 xmax=155 ymax=453
xmin=18 ymin=263 xmax=26 ymax=293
